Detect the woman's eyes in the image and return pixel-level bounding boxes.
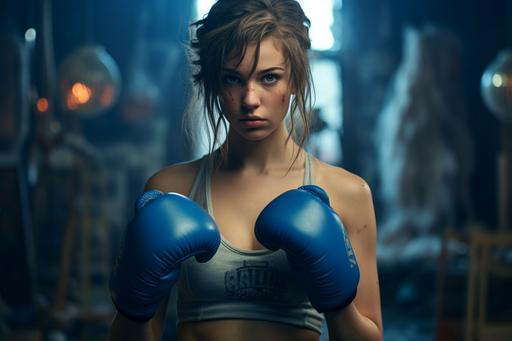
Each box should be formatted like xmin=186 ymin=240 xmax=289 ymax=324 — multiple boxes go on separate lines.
xmin=261 ymin=73 xmax=280 ymax=84
xmin=222 ymin=73 xmax=282 ymax=86
xmin=222 ymin=74 xmax=242 ymax=86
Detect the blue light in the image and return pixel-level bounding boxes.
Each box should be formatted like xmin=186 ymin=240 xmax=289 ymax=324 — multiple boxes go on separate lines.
xmin=194 ymin=0 xmax=216 ymax=20
xmin=298 ymin=0 xmax=335 ymax=50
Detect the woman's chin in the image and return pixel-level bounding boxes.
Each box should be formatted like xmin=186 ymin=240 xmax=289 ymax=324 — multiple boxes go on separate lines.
xmin=235 ymin=128 xmax=274 ymax=142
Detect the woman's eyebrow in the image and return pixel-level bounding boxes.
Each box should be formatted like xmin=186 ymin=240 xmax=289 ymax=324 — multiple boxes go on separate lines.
xmin=222 ymin=66 xmax=286 ymax=74
xmin=257 ymin=66 xmax=286 ymax=73
xmin=222 ymin=68 xmax=241 ymax=74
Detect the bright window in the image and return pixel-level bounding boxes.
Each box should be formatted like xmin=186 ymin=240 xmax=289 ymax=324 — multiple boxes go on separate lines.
xmin=194 ymin=0 xmax=341 ymax=51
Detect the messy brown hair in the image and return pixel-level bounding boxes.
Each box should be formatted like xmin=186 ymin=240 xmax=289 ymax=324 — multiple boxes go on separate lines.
xmin=188 ymin=0 xmax=313 ymax=165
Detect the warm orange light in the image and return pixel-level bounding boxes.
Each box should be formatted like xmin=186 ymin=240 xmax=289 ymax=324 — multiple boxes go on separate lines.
xmin=100 ymin=84 xmax=114 ymax=107
xmin=66 ymin=93 xmax=82 ymax=110
xmin=36 ymin=97 xmax=49 ymax=112
xmin=71 ymin=82 xmax=92 ymax=104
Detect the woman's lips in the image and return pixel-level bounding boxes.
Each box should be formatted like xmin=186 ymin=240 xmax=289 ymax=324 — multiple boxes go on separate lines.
xmin=240 ymin=118 xmax=267 ymax=127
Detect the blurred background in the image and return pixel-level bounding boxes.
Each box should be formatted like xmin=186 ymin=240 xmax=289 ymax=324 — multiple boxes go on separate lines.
xmin=1 ymin=0 xmax=511 ymax=340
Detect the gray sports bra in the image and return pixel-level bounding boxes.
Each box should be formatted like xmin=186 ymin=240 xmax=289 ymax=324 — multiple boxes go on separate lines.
xmin=176 ymin=153 xmax=324 ymax=333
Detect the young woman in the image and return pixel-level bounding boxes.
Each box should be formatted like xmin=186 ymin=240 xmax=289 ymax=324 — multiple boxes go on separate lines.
xmin=109 ymin=1 xmax=382 ymax=340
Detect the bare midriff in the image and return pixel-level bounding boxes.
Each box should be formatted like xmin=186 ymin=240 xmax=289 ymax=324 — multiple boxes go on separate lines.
xmin=176 ymin=319 xmax=321 ymax=341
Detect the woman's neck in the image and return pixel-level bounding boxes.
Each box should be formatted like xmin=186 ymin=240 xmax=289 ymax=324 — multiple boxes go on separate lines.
xmin=221 ymin=125 xmax=304 ymax=173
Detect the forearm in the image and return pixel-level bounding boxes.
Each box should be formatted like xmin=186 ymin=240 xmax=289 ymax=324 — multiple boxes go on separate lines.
xmin=109 ymin=313 xmax=155 ymax=341
xmin=325 ymin=303 xmax=382 ymax=341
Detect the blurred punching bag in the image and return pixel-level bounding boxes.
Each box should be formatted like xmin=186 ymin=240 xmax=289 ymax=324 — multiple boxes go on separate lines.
xmin=57 ymin=45 xmax=121 ymax=117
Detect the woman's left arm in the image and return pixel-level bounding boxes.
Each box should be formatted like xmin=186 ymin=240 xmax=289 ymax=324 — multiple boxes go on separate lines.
xmin=326 ymin=178 xmax=383 ymax=341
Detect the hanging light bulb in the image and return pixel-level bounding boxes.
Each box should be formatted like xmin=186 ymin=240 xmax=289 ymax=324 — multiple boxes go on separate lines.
xmin=57 ymin=45 xmax=121 ymax=117
xmin=481 ymin=50 xmax=512 ymax=122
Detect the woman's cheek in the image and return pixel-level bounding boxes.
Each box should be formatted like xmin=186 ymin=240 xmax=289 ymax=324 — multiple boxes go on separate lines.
xmin=279 ymin=91 xmax=292 ymax=110
xmin=227 ymin=90 xmax=235 ymax=103
xmin=220 ymin=89 xmax=232 ymax=102
xmin=220 ymin=90 xmax=237 ymax=112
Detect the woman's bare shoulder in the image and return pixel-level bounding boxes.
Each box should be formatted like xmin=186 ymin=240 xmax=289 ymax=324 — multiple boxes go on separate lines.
xmin=144 ymin=158 xmax=204 ymax=196
xmin=314 ymin=159 xmax=372 ymax=201
xmin=314 ymin=159 xmax=375 ymax=227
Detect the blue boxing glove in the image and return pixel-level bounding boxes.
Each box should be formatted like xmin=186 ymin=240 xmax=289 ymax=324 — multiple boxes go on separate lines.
xmin=255 ymin=185 xmax=359 ymax=313
xmin=109 ymin=190 xmax=221 ymax=322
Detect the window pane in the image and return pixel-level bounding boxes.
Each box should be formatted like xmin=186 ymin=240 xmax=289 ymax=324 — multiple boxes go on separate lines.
xmin=194 ymin=0 xmax=342 ymax=51
xmin=309 ymin=59 xmax=343 ymax=164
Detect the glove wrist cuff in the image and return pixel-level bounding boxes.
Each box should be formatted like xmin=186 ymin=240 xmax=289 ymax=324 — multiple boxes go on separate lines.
xmin=316 ymin=288 xmax=358 ymax=314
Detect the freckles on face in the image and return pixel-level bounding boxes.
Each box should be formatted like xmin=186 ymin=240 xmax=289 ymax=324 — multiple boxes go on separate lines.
xmin=278 ymin=91 xmax=292 ymax=119
xmin=219 ymin=88 xmax=236 ymax=107
xmin=219 ymin=37 xmax=294 ymax=136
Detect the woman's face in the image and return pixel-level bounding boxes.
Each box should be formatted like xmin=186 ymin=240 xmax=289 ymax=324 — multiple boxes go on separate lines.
xmin=219 ymin=37 xmax=293 ymax=141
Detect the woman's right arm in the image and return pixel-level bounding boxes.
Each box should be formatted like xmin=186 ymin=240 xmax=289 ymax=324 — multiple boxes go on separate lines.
xmin=109 ymin=294 xmax=170 ymax=341
xmin=108 ymin=161 xmax=200 ymax=341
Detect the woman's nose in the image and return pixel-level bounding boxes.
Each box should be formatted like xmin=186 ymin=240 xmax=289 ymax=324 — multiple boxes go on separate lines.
xmin=242 ymin=83 xmax=261 ymax=110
